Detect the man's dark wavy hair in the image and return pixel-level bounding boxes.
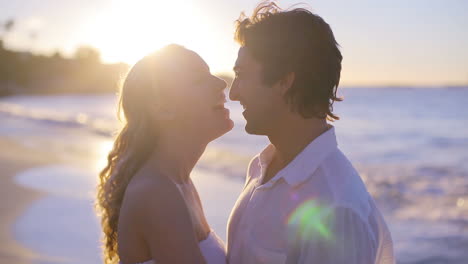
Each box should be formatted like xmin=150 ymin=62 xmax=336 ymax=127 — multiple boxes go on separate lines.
xmin=235 ymin=1 xmax=343 ymax=121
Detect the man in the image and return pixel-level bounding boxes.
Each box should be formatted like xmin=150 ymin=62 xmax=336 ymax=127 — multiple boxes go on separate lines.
xmin=227 ymin=2 xmax=395 ymax=263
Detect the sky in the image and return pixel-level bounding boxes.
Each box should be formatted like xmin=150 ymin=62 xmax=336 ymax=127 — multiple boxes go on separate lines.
xmin=0 ymin=0 xmax=467 ymax=86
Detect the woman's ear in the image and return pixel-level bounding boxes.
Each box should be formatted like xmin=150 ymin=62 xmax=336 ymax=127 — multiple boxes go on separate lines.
xmin=149 ymin=103 xmax=175 ymax=122
xmin=159 ymin=109 xmax=175 ymax=121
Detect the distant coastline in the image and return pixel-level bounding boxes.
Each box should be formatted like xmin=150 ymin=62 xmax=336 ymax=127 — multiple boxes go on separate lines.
xmin=1 ymin=41 xmax=466 ymax=97
xmin=0 ymin=40 xmax=130 ymax=97
xmin=0 ymin=42 xmax=239 ymax=97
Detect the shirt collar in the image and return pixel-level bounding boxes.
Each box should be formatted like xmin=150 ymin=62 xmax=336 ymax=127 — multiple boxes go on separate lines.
xmin=258 ymin=126 xmax=338 ymax=188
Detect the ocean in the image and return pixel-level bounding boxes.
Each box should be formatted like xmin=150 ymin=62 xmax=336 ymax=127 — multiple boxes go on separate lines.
xmin=0 ymin=87 xmax=467 ymax=264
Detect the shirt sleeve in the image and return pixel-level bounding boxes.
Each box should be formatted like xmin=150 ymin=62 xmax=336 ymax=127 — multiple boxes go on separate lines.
xmin=285 ymin=206 xmax=378 ymax=264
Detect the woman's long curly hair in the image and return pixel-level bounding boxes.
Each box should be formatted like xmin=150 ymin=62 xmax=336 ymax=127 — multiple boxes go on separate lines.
xmin=96 ymin=44 xmax=185 ymax=264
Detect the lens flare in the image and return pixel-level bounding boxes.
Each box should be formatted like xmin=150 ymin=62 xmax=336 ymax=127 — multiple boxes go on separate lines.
xmin=286 ymin=199 xmax=333 ymax=242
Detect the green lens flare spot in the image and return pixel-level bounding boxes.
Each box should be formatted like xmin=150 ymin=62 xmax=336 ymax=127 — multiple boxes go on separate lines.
xmin=287 ymin=200 xmax=333 ymax=241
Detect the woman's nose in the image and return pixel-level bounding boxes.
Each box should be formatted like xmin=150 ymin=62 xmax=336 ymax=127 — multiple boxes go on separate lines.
xmin=211 ymin=76 xmax=227 ymax=91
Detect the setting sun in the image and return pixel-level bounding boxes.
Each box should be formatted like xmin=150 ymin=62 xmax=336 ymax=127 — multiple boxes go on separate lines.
xmin=86 ymin=0 xmax=218 ymax=66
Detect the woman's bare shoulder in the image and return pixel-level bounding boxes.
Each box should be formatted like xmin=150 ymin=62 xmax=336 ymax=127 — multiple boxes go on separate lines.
xmin=123 ymin=170 xmax=186 ymax=218
xmin=121 ymin=170 xmax=202 ymax=261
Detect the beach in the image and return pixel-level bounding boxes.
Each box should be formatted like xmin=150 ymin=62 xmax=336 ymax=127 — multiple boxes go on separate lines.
xmin=0 ymin=88 xmax=467 ymax=263
xmin=0 ymin=134 xmax=244 ymax=264
xmin=0 ymin=138 xmax=54 ymax=263
xmin=0 ymin=99 xmax=246 ymax=263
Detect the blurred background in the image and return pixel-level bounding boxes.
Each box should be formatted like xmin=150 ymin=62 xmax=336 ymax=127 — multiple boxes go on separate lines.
xmin=0 ymin=0 xmax=467 ymax=263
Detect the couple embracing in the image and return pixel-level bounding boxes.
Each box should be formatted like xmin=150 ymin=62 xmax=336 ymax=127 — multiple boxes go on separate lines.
xmin=96 ymin=2 xmax=395 ymax=264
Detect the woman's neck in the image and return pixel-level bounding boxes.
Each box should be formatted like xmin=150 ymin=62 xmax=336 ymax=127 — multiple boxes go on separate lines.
xmin=147 ymin=131 xmax=208 ymax=183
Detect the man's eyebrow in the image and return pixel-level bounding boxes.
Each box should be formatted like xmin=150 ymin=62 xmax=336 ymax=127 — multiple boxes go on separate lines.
xmin=233 ymin=65 xmax=242 ymax=71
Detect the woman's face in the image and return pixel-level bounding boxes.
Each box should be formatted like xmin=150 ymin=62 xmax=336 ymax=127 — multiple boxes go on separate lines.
xmin=156 ymin=49 xmax=233 ymax=141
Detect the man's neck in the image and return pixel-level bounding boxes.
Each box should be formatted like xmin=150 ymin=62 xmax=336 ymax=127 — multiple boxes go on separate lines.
xmin=263 ymin=118 xmax=330 ymax=184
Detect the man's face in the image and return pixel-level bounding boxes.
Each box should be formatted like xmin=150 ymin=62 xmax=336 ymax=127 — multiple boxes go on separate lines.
xmin=229 ymin=47 xmax=285 ymax=135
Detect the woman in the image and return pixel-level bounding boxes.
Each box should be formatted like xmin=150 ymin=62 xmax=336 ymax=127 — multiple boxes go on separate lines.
xmin=96 ymin=44 xmax=233 ymax=264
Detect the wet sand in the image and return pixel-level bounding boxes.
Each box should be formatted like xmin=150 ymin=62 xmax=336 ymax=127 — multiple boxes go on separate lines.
xmin=0 ymin=138 xmax=59 ymax=263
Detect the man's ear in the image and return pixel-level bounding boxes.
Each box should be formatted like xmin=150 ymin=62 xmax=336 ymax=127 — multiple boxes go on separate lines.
xmin=277 ymin=72 xmax=295 ymax=96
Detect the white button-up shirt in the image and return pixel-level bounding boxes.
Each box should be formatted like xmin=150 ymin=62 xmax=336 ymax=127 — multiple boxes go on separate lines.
xmin=227 ymin=127 xmax=395 ymax=264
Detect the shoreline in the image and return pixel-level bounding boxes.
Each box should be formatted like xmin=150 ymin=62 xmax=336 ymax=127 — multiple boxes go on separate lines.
xmin=0 ymin=128 xmax=243 ymax=262
xmin=0 ymin=137 xmax=58 ymax=263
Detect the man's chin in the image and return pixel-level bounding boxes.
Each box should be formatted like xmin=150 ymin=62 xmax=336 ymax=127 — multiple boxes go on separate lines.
xmin=244 ymin=122 xmax=266 ymax=135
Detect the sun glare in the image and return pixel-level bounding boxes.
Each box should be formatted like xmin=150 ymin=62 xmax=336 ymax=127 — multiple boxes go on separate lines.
xmin=95 ymin=140 xmax=114 ymax=173
xmin=87 ymin=0 xmax=209 ymax=65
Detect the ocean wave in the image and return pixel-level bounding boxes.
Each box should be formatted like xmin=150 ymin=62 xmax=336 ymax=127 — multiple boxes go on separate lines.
xmin=197 ymin=145 xmax=253 ymax=180
xmin=0 ymin=96 xmax=119 ymax=137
